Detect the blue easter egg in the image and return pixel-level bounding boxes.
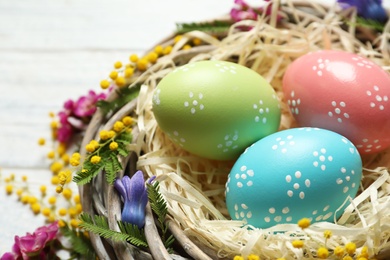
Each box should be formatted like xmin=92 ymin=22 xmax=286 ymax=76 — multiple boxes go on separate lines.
xmin=225 ymin=127 xmax=362 ymax=229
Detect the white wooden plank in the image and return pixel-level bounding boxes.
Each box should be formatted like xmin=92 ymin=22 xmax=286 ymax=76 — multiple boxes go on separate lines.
xmin=0 ymin=0 xmax=231 ymax=50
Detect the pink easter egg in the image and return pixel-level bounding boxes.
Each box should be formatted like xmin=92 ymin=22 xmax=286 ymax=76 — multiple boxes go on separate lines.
xmin=283 ymin=50 xmax=390 ymax=154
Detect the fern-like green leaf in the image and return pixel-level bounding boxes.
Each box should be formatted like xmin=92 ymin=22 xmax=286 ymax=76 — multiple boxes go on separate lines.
xmin=79 ymin=213 xmax=148 ymax=248
xmin=103 ymin=152 xmax=122 ymax=184
xmin=116 ymin=130 xmax=133 ymax=144
xmin=176 ymin=21 xmax=232 ymax=34
xmin=97 ymin=84 xmax=141 ymax=116
xmin=117 ymin=220 xmax=148 ymax=248
xmin=147 ymin=181 xmax=168 ymax=229
xmin=60 ymin=224 xmax=96 ymax=259
xmin=164 ymin=234 xmax=175 ymax=253
xmin=73 ymin=162 xmax=104 ymax=185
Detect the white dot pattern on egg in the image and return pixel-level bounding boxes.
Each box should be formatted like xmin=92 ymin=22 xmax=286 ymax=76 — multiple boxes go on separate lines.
xmin=225 ymin=127 xmax=362 ymax=229
xmin=152 ymin=60 xmax=281 ymax=160
xmin=283 ymin=50 xmax=390 ymax=154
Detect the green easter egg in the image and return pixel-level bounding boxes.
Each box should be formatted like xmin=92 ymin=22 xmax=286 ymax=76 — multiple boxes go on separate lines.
xmin=152 ymin=60 xmax=281 ymax=160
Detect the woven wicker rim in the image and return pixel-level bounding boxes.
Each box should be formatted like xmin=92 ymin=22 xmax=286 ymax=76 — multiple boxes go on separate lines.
xmin=78 ymin=1 xmax=390 ymax=259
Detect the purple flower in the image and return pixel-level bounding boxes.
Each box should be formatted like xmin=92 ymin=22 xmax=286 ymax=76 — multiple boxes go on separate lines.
xmin=114 ymin=171 xmax=149 ymax=228
xmin=338 ymin=0 xmax=388 ymax=22
xmin=73 ymin=90 xmax=106 ymax=117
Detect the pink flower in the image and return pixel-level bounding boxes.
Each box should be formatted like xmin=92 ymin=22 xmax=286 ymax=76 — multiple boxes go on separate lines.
xmin=34 ymin=221 xmax=58 ymax=242
xmin=57 ymin=121 xmax=73 ymax=143
xmin=1 ymin=222 xmax=59 ymax=260
xmin=55 ymin=90 xmax=106 ymax=143
xmin=15 ymin=232 xmax=49 ymax=259
xmin=73 ymin=90 xmax=106 ymax=117
xmin=63 ymin=99 xmax=75 ymax=111
xmin=230 ymin=0 xmax=284 ymax=23
xmin=230 ymin=0 xmax=258 ymax=22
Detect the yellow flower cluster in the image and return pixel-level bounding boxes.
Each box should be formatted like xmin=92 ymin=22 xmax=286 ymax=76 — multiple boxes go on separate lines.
xmin=1 ymin=170 xmax=82 ymax=228
xmin=233 ymin=254 xmax=260 ymax=260
xmin=292 ymin=218 xmax=370 ymax=260
xmin=78 ymin=116 xmax=134 ymax=166
xmin=99 ymin=35 xmax=203 ymax=90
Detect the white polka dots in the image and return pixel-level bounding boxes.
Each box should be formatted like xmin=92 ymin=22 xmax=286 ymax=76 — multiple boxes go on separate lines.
xmin=253 ymin=100 xmax=271 ymax=124
xmin=313 ymin=148 xmax=332 ymax=171
xmin=339 ymin=167 xmax=359 ymax=194
xmin=233 ymin=203 xmax=252 ymax=220
xmin=272 ymin=135 xmax=295 ymax=153
xmin=355 ymin=138 xmax=382 ymax=153
xmin=215 ymin=62 xmax=237 ymax=74
xmin=311 ymin=204 xmax=332 ymax=221
xmin=264 ymin=206 xmax=292 ymax=224
xmin=352 ymin=56 xmax=374 ymax=69
xmin=366 ymin=85 xmax=388 ymax=111
xmin=232 ymin=165 xmax=255 ymax=189
xmin=287 ymin=91 xmax=301 ymax=115
xmin=184 ymin=91 xmax=204 ymax=114
xmin=172 ymin=63 xmax=197 ymax=73
xmin=217 ymin=131 xmax=239 ymax=153
xmin=328 ymin=101 xmax=349 ymax=123
xmin=167 ymin=130 xmax=186 ymax=147
xmin=285 ymin=170 xmax=308 ymax=200
xmin=312 ymin=58 xmax=330 ymax=77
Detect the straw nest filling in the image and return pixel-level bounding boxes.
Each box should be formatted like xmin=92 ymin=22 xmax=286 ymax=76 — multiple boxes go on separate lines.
xmin=114 ymin=1 xmax=390 ymax=259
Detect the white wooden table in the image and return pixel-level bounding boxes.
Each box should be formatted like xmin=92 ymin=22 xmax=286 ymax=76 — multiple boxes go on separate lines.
xmin=0 ymin=0 xmax=388 ymax=254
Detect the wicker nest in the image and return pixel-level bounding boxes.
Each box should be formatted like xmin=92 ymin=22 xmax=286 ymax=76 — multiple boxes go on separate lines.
xmin=78 ymin=1 xmax=390 ymax=259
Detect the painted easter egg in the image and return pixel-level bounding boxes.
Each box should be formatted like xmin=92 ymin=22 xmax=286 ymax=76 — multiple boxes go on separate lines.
xmin=283 ymin=50 xmax=390 ymax=154
xmin=225 ymin=127 xmax=362 ymax=229
xmin=152 ymin=60 xmax=281 ymax=160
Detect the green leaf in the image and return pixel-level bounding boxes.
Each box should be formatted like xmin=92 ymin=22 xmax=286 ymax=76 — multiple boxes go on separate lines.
xmin=147 ymin=181 xmax=174 ymax=251
xmin=79 ymin=213 xmax=148 ymax=248
xmin=116 ymin=130 xmax=133 ymax=144
xmin=176 ymin=21 xmax=232 ymax=34
xmin=60 ymin=224 xmax=96 ymax=259
xmin=147 ymin=181 xmax=168 ymax=229
xmin=97 ymin=84 xmax=141 ymax=116
xmin=117 ymin=220 xmax=148 ymax=248
xmin=346 ymin=16 xmax=385 ymax=32
xmin=73 ymin=161 xmax=104 ymax=185
xmin=164 ymin=234 xmax=175 ymax=253
xmin=104 ymin=153 xmax=122 ymax=184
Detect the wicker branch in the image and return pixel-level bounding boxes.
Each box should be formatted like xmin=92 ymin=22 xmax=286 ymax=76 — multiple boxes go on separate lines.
xmin=167 ymin=219 xmax=213 ymax=260
xmin=144 ymin=204 xmax=173 ymax=260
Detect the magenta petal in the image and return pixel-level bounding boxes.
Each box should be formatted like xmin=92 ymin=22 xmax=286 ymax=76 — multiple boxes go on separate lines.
xmin=35 ymin=222 xmax=58 ymax=242
xmin=0 ymin=253 xmax=14 ymax=260
xmin=17 ymin=232 xmax=48 ymax=255
xmin=63 ymin=100 xmax=75 ymax=111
